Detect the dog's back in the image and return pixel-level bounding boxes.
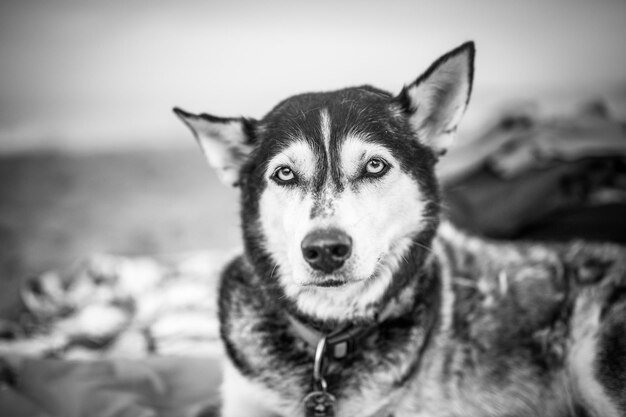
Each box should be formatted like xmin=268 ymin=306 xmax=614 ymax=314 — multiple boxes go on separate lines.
xmin=406 ymin=223 xmax=626 ymax=416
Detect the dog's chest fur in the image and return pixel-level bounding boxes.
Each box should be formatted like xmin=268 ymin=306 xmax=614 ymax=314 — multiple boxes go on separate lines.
xmin=218 ymin=222 xmax=626 ymax=417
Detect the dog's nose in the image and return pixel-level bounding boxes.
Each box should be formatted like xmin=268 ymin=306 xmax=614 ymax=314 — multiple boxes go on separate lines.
xmin=301 ymin=229 xmax=352 ymax=273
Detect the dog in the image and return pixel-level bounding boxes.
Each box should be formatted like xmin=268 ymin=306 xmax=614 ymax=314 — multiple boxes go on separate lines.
xmin=174 ymin=42 xmax=626 ymax=417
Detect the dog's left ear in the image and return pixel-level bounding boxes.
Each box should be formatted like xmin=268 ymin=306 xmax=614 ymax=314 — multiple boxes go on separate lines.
xmin=173 ymin=107 xmax=256 ymax=187
xmin=396 ymin=42 xmax=475 ymax=154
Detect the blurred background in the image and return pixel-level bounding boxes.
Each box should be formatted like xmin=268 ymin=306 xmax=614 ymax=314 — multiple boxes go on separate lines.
xmin=1 ymin=0 xmax=626 ymax=317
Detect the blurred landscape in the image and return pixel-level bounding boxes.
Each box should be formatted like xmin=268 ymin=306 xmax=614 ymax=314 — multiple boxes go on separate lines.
xmin=0 ymin=148 xmax=240 ymax=317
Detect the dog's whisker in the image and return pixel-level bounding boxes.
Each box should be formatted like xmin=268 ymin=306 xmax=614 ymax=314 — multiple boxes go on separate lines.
xmin=268 ymin=263 xmax=279 ymax=280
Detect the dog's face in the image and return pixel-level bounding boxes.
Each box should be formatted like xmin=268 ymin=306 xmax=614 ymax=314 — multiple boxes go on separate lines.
xmin=249 ymin=89 xmax=442 ymax=321
xmin=175 ymin=43 xmax=474 ymax=322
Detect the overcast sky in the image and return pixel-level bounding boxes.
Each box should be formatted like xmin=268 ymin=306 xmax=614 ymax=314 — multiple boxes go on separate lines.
xmin=1 ymin=0 xmax=625 ymax=153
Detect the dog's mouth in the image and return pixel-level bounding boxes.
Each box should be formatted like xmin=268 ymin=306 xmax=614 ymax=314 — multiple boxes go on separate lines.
xmin=301 ymin=275 xmax=367 ymax=288
xmin=304 ymin=279 xmax=348 ymax=288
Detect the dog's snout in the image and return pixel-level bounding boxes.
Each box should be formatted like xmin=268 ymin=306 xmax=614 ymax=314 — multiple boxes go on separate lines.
xmin=301 ymin=229 xmax=352 ymax=273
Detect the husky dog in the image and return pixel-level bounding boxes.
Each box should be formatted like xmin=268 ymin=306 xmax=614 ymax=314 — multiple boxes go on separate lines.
xmin=174 ymin=43 xmax=626 ymax=417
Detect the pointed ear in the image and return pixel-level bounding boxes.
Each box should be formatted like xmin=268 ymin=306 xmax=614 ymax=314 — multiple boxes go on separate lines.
xmin=173 ymin=107 xmax=255 ymax=187
xmin=396 ymin=42 xmax=475 ymax=154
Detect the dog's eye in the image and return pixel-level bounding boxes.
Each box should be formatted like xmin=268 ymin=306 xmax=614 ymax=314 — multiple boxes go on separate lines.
xmin=363 ymin=158 xmax=389 ymax=177
xmin=272 ymin=166 xmax=297 ymax=184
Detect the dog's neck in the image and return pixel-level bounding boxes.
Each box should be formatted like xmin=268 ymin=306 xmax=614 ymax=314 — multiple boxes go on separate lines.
xmin=277 ymin=255 xmax=442 ymax=390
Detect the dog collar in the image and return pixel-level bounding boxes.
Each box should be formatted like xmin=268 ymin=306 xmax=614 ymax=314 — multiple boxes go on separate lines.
xmin=286 ymin=314 xmax=379 ymax=360
xmin=289 ymin=314 xmax=389 ymax=417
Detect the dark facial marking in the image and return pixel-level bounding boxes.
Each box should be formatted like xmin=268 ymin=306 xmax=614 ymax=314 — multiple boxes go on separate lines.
xmin=309 ymin=189 xmax=336 ymax=219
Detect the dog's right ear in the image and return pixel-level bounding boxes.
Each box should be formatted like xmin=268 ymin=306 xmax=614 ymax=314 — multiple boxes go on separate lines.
xmin=173 ymin=107 xmax=256 ymax=187
xmin=396 ymin=42 xmax=475 ymax=155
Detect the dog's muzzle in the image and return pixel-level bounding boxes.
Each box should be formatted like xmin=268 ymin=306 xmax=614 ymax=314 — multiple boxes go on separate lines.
xmin=301 ymin=228 xmax=352 ymax=274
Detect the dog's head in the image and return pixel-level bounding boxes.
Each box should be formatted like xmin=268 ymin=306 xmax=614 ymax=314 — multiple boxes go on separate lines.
xmin=175 ymin=43 xmax=474 ymax=322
